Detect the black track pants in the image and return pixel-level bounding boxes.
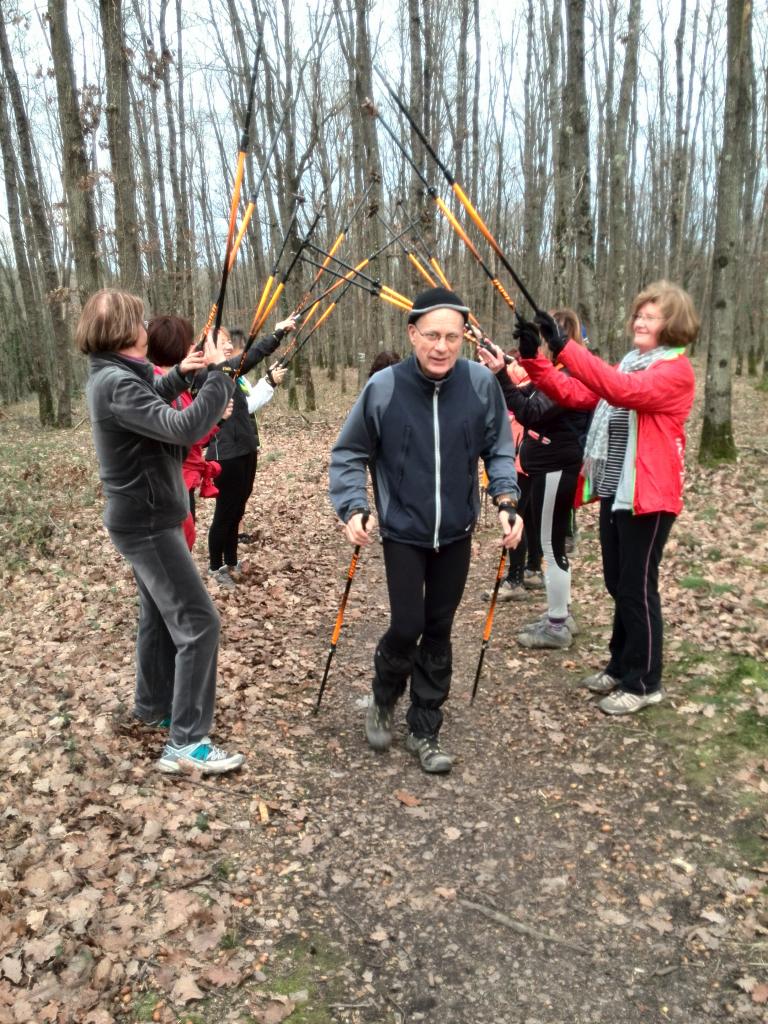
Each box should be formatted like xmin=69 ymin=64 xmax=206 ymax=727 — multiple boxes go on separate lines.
xmin=373 ymin=536 xmax=472 ymax=737
xmin=208 ymin=452 xmax=257 ymax=569
xmin=599 ymin=501 xmax=675 ymax=695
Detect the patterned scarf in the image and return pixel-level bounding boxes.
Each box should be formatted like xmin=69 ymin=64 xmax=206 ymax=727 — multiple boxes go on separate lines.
xmin=582 ymin=346 xmax=673 ymax=496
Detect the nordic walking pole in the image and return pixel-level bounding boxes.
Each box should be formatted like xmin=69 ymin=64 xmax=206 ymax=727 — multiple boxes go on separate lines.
xmin=470 ymin=547 xmax=508 ymax=704
xmin=375 ymin=211 xmax=437 ymax=287
xmin=374 ymin=67 xmax=540 ymax=314
xmin=314 ymin=514 xmax=369 ymax=714
xmin=293 ymin=180 xmax=376 ymax=313
xmin=362 ymin=98 xmax=517 ymax=315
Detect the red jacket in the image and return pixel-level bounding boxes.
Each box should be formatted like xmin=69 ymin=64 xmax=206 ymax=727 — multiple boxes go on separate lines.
xmin=520 ymin=341 xmax=695 ymax=516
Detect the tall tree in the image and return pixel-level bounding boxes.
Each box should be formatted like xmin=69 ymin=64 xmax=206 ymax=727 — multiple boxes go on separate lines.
xmin=0 ymin=80 xmax=55 ymax=424
xmin=47 ymin=0 xmax=102 ymax=304
xmin=99 ymin=0 xmax=142 ymax=288
xmin=700 ymin=0 xmax=752 ymax=463
xmin=0 ymin=14 xmax=73 ymax=425
xmin=604 ymin=0 xmax=641 ymax=360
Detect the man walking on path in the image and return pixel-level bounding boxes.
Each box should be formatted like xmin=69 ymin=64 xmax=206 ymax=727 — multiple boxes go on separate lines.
xmin=329 ymin=287 xmax=523 ymax=774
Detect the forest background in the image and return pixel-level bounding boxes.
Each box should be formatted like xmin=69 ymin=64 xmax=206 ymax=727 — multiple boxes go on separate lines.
xmin=0 ymin=0 xmax=765 ymax=464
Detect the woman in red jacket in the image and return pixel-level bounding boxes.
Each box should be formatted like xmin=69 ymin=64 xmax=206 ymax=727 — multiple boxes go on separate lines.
xmin=515 ymin=281 xmax=699 ymax=714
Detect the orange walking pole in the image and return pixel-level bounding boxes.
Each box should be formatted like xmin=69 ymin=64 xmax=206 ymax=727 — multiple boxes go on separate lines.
xmin=470 ymin=547 xmax=508 ymax=704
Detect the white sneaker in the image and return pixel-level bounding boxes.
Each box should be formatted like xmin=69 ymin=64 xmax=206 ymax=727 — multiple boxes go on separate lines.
xmin=158 ymin=738 xmax=245 ymax=774
xmin=598 ymin=690 xmax=663 ymax=715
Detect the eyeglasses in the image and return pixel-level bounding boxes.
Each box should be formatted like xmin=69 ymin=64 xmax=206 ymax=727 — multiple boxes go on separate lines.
xmin=632 ymin=313 xmax=664 ymax=324
xmin=412 ymin=324 xmax=464 ymax=345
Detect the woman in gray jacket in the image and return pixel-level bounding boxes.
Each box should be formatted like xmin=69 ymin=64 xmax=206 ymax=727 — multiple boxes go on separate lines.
xmin=78 ymin=288 xmax=244 ymax=775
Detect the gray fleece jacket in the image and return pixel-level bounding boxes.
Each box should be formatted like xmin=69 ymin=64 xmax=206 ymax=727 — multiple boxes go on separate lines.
xmin=86 ymin=353 xmax=234 ymax=532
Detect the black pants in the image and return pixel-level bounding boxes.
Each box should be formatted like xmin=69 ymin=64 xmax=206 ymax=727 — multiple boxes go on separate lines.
xmin=208 ymin=452 xmax=257 ymax=570
xmin=374 ymin=536 xmax=472 ymax=738
xmin=507 ymin=473 xmax=540 ymax=580
xmin=599 ymin=501 xmax=675 ymax=695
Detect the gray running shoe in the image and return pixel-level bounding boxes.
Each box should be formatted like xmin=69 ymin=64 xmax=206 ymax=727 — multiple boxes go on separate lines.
xmin=158 ymin=738 xmax=245 ymax=774
xmin=482 ymin=579 xmax=526 ymax=602
xmin=516 ymin=618 xmax=572 ymax=649
xmin=523 ymin=569 xmax=545 ymax=590
xmin=405 ymin=733 xmax=454 ymax=774
xmin=208 ymin=566 xmax=236 ymax=590
xmin=581 ymin=670 xmax=620 ymax=694
xmin=524 ymin=612 xmax=580 ymax=636
xmin=598 ymin=689 xmax=664 ymax=715
xmin=365 ymin=701 xmax=394 ymax=751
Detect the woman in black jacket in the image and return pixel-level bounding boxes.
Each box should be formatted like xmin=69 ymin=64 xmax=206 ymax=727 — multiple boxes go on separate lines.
xmin=479 ymin=309 xmax=589 ymax=649
xmin=205 ymin=317 xmax=295 ymax=587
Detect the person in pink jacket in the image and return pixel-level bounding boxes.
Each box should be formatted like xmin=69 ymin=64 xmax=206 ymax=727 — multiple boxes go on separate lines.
xmin=514 ymin=280 xmax=699 ymax=714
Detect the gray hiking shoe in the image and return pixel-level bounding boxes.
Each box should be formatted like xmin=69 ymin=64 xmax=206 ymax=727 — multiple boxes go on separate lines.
xmin=581 ymin=670 xmax=620 ymax=694
xmin=598 ymin=689 xmax=664 ymax=715
xmin=517 ymin=618 xmax=572 ymax=650
xmin=365 ymin=701 xmax=394 ymax=751
xmin=405 ymin=733 xmax=454 ymax=774
xmin=208 ymin=566 xmax=236 ymax=590
xmin=482 ymin=579 xmax=526 ymax=602
xmin=524 ymin=612 xmax=580 ymax=636
xmin=523 ymin=569 xmax=545 ymax=590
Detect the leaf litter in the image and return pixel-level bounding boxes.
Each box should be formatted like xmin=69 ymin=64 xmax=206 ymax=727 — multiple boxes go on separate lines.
xmin=0 ymin=372 xmax=766 ymax=1022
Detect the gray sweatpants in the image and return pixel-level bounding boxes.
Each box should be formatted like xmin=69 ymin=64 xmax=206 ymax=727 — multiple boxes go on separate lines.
xmin=108 ymin=525 xmax=220 ymax=747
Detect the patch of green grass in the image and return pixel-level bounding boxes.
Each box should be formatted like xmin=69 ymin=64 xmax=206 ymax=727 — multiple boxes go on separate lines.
xmin=678 ymin=574 xmax=738 ymax=596
xmin=219 ymin=929 xmax=242 ymax=950
xmin=130 ymin=990 xmax=163 ymax=1021
xmin=679 ymin=575 xmax=708 ymax=590
xmin=261 ymin=935 xmax=347 ymax=1023
xmin=647 ymin=655 xmax=768 ymax=831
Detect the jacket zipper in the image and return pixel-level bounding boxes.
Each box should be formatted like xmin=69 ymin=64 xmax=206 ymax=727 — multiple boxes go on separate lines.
xmin=433 ymin=384 xmax=441 ymax=549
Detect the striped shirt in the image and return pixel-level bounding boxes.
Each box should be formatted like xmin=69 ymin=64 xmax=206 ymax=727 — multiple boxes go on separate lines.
xmin=597 ymin=407 xmax=630 ymax=498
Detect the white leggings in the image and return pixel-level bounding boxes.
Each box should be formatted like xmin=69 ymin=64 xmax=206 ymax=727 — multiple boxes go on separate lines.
xmin=529 ymin=466 xmax=580 ymax=620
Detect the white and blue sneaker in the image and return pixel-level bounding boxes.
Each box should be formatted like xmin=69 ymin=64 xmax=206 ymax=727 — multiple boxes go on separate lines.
xmin=158 ymin=738 xmax=245 ymax=775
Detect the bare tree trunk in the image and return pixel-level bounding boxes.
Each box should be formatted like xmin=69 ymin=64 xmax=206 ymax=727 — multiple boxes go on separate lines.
xmin=700 ymin=0 xmax=751 ymax=463
xmin=565 ymin=0 xmax=595 ymax=331
xmin=99 ymin=0 xmax=142 ymax=290
xmin=0 ymin=15 xmax=73 ymax=425
xmin=47 ymin=0 xmax=101 ymax=305
xmin=604 ymin=0 xmax=641 ymax=361
xmin=0 ymin=81 xmax=56 ymax=424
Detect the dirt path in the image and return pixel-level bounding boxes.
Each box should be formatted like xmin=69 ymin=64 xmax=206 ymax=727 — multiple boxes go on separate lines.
xmin=0 ymin=370 xmax=766 ymax=1024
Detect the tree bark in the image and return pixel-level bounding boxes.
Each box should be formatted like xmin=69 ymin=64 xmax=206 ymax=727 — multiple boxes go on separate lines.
xmin=699 ymin=0 xmax=752 ymax=464
xmin=0 ymin=14 xmax=73 ymax=425
xmin=0 ymin=80 xmax=55 ymax=424
xmin=47 ymin=0 xmax=101 ymax=305
xmin=99 ymin=0 xmax=142 ymax=289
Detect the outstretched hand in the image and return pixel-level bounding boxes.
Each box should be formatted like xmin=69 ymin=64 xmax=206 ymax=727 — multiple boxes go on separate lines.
xmin=534 ymin=310 xmax=568 ymax=358
xmin=276 ymin=315 xmax=298 ymax=335
xmin=476 ymin=340 xmax=507 ymax=374
xmin=512 ymin=312 xmax=540 ymax=359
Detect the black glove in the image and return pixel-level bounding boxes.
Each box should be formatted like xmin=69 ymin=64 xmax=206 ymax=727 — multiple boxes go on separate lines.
xmin=534 ymin=311 xmax=568 ymax=358
xmin=513 ymin=312 xmax=540 ymax=359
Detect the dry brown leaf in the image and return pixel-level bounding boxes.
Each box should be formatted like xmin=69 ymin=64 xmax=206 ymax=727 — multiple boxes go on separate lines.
xmin=170 ymin=973 xmax=204 ymax=1005
xmin=201 ymin=965 xmax=241 ymax=988
xmin=393 ymin=789 xmax=420 ymax=807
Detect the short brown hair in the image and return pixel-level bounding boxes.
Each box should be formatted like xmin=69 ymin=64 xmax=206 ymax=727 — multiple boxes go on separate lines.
xmin=550 ymin=308 xmax=582 ymax=347
xmin=627 ymin=280 xmax=700 ymax=347
xmin=147 ymin=315 xmax=193 ymax=367
xmin=75 ymin=288 xmax=144 ymax=354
